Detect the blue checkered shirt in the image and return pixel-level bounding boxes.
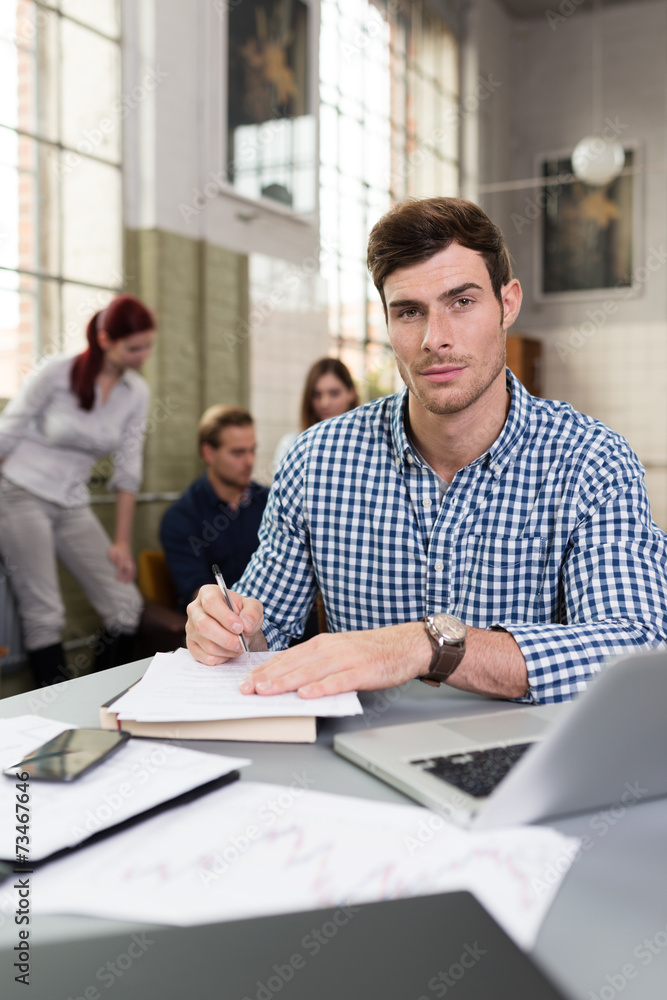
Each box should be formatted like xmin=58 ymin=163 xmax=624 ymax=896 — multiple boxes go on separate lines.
xmin=236 ymin=371 xmax=667 ymax=703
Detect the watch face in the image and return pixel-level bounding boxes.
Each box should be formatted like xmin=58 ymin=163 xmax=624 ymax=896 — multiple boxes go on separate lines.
xmin=430 ymin=612 xmax=467 ymax=644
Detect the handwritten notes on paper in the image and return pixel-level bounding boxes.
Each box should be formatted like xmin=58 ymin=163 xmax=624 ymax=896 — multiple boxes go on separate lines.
xmin=108 ymin=648 xmax=363 ymax=722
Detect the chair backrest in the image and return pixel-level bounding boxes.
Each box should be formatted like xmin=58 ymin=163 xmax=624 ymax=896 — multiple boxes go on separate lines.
xmin=137 ymin=550 xmax=180 ymax=608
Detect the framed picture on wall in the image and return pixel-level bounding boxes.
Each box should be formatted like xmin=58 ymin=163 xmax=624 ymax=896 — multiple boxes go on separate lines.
xmin=537 ymin=148 xmax=635 ymax=299
xmin=226 ymin=0 xmax=314 ymax=213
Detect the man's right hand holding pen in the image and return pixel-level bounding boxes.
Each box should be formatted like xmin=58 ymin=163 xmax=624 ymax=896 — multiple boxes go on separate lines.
xmin=186 ymin=584 xmax=268 ymax=664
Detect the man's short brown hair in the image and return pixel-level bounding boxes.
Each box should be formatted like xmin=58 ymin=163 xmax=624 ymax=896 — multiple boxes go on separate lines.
xmin=367 ymin=197 xmax=513 ymax=316
xmin=197 ymin=405 xmax=253 ymax=453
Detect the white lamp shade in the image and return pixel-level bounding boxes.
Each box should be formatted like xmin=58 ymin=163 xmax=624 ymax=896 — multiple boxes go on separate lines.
xmin=571 ymin=136 xmax=626 ymax=186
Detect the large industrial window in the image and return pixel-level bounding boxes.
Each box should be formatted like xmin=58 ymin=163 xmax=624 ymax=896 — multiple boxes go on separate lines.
xmin=319 ymin=0 xmax=459 ymax=396
xmin=0 ymin=0 xmax=122 ymax=398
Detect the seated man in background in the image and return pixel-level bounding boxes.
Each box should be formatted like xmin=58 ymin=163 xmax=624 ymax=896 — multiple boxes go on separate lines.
xmin=160 ymin=406 xmax=268 ymax=611
xmin=186 ymin=197 xmax=667 ymax=704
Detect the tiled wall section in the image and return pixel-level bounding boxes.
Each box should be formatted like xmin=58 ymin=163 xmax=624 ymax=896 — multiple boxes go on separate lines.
xmin=542 ymin=321 xmax=667 ymax=530
xmin=474 ymin=0 xmax=667 ymax=532
xmin=249 ymin=254 xmax=330 ymax=485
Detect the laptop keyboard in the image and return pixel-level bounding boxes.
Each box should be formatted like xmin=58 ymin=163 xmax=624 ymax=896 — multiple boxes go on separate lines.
xmin=410 ymin=742 xmax=534 ymax=799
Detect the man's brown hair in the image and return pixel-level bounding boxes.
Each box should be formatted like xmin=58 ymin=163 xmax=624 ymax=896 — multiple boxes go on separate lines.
xmin=367 ymin=197 xmax=513 ymax=316
xmin=198 ymin=405 xmax=253 ymax=454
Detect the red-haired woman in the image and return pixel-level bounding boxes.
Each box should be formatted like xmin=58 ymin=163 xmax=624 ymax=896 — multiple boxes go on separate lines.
xmin=0 ymin=295 xmax=155 ymax=686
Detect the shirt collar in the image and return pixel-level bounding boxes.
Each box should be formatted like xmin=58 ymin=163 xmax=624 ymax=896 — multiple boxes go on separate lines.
xmin=390 ymin=387 xmax=416 ymax=472
xmin=485 ymin=369 xmax=532 ymax=478
xmin=390 ymin=369 xmax=533 ymax=480
xmin=202 ymin=475 xmax=252 ymax=510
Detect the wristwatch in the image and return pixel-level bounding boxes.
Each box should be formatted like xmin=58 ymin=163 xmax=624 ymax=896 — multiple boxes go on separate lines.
xmin=420 ymin=613 xmax=467 ymax=686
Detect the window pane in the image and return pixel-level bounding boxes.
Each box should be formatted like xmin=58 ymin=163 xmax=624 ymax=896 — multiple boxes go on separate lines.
xmin=319 ymin=0 xmax=458 ymax=385
xmin=0 ymin=131 xmax=60 ymax=277
xmin=227 ymin=0 xmax=314 ymax=215
xmin=320 ymin=103 xmax=338 ymax=167
xmin=61 ymin=155 xmax=121 ymax=284
xmin=0 ymin=270 xmax=24 ymax=396
xmin=61 ymin=17 xmax=121 ymax=163
xmin=0 ymin=271 xmax=62 ymax=393
xmin=62 ymin=281 xmax=115 ymax=357
xmin=60 ymin=0 xmax=120 ymax=38
xmin=0 ymin=4 xmax=60 ymax=144
xmin=0 ymin=38 xmax=18 ymax=131
xmin=0 ymin=3 xmax=122 ymax=398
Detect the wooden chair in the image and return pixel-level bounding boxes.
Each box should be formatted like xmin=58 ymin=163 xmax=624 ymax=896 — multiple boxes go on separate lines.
xmin=136 ymin=550 xmax=187 ymax=656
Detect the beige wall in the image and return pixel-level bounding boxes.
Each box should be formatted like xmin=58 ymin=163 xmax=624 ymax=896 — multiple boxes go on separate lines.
xmin=248 ymin=253 xmax=330 ymax=484
xmin=469 ymin=0 xmax=667 ymax=528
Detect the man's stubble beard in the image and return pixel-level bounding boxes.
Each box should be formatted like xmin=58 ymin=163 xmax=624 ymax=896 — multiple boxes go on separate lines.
xmin=394 ymin=331 xmax=506 ymax=417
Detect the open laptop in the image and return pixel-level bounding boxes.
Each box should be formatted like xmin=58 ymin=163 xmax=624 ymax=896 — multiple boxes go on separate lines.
xmin=334 ymin=648 xmax=667 ymax=828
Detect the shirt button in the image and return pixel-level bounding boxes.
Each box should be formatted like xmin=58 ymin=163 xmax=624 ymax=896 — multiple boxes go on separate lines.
xmin=406 ymin=453 xmax=414 ymax=464
xmin=494 ymin=463 xmax=501 ymax=474
xmin=422 ymin=497 xmax=432 ymax=507
xmin=434 ymin=561 xmax=444 ymax=572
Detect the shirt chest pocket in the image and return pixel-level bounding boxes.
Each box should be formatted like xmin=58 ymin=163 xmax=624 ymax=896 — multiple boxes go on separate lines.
xmin=457 ymin=534 xmax=547 ymax=624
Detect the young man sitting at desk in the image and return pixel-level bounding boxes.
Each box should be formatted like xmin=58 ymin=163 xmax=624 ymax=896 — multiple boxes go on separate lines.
xmin=185 ymin=197 xmax=667 ymax=704
xmin=160 ymin=405 xmax=268 ymax=612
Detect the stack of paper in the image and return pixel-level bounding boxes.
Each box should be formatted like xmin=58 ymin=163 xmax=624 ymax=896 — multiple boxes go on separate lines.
xmin=101 ymin=648 xmax=363 ymax=743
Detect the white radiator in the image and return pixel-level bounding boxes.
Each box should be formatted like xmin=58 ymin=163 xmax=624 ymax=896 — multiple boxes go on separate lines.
xmin=0 ymin=562 xmax=25 ymax=672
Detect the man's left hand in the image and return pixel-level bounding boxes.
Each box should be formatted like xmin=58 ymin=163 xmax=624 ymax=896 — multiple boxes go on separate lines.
xmin=239 ymin=623 xmax=430 ymax=698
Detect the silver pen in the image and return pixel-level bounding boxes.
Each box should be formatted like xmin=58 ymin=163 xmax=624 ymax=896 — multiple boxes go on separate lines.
xmin=211 ymin=564 xmax=250 ymax=663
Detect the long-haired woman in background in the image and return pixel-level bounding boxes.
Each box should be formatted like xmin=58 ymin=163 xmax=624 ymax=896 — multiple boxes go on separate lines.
xmin=0 ymin=294 xmax=155 ymax=686
xmin=273 ymin=357 xmax=359 ymax=474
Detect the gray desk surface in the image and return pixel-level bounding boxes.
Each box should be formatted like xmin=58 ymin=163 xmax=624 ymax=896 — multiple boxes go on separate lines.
xmin=1 ymin=662 xmax=667 ymax=1000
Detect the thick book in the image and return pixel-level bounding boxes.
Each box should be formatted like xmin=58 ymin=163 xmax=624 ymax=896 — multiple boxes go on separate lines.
xmin=100 ymin=687 xmax=317 ymax=743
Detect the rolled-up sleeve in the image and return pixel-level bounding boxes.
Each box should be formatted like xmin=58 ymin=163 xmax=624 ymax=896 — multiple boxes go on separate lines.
xmin=502 ymin=476 xmax=667 ymax=703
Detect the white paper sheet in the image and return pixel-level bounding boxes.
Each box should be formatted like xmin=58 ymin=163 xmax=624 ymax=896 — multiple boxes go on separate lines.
xmin=0 ymin=716 xmax=250 ymax=861
xmin=109 ymin=648 xmax=363 ymax=721
xmin=27 ymin=780 xmax=580 ymax=949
